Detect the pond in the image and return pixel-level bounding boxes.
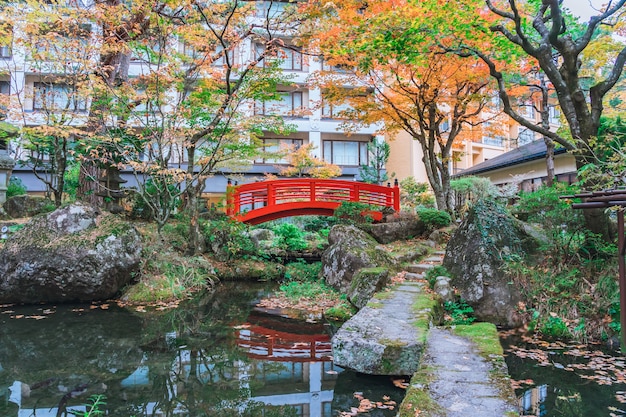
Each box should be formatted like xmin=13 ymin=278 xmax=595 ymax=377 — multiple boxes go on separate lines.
xmin=502 ymin=330 xmax=626 ymax=417
xmin=0 ymin=283 xmax=404 ymax=417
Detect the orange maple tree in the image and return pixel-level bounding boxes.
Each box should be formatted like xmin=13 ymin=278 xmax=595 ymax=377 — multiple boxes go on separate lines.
xmin=299 ymin=0 xmax=500 ymax=213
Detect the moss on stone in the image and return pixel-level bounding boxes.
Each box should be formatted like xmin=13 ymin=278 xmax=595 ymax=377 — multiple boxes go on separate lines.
xmin=398 ymin=365 xmax=445 ymax=417
xmin=324 ymin=300 xmax=357 ymax=322
xmin=450 ymin=322 xmax=518 ymax=409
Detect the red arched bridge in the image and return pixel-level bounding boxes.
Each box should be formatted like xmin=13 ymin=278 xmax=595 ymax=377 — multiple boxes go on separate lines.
xmin=226 ymin=178 xmax=400 ymax=224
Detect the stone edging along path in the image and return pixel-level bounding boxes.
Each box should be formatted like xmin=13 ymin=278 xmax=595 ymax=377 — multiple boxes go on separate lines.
xmin=331 ymin=249 xmax=520 ymax=417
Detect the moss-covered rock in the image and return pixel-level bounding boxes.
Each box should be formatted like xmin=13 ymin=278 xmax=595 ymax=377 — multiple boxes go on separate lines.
xmin=0 ymin=203 xmax=142 ymax=303
xmin=321 ymin=225 xmax=396 ymax=295
xmin=347 ymin=267 xmax=390 ymax=309
xmin=443 ymin=199 xmax=540 ymax=327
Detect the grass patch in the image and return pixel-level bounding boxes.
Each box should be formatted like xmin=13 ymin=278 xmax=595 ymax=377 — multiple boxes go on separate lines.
xmin=366 ymin=300 xmax=384 ymax=309
xmin=450 ymin=322 xmax=503 ymax=357
xmin=279 ymin=280 xmax=334 ymax=301
xmin=372 ymin=290 xmax=393 ymax=300
xmin=324 ymin=300 xmax=357 ymax=322
xmin=398 ymin=366 xmax=445 ymax=417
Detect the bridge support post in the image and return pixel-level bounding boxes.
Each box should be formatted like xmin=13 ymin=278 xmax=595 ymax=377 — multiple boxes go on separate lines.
xmin=393 ymin=178 xmax=400 ymax=212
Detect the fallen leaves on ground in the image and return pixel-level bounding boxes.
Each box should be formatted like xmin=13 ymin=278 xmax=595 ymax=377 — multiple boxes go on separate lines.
xmin=339 ymin=392 xmax=397 ymax=416
xmin=256 ymin=294 xmax=339 ymax=318
xmin=507 ymin=331 xmax=626 ymax=388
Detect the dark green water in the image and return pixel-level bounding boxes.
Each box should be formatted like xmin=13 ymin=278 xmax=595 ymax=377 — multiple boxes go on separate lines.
xmin=502 ymin=331 xmax=626 ymax=417
xmin=0 ymin=283 xmax=404 ymax=417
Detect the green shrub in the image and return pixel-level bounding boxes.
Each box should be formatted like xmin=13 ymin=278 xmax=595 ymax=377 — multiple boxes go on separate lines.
xmin=302 ymin=215 xmax=338 ymax=232
xmin=399 ymin=176 xmax=435 ymax=209
xmin=333 ymin=201 xmax=379 ymax=225
xmin=540 ymin=315 xmax=571 ymax=339
xmin=424 ymin=265 xmax=450 ymax=290
xmin=284 ymin=260 xmax=321 ymax=282
xmin=279 ymin=280 xmax=333 ymax=301
xmin=202 ymin=217 xmax=257 ymax=260
xmin=7 ymin=176 xmax=26 ymax=198
xmin=63 ymin=163 xmax=80 ymax=201
xmin=444 ymin=299 xmax=475 ymax=325
xmin=272 ymin=223 xmax=308 ymax=251
xmin=417 ymin=208 xmax=451 ymax=229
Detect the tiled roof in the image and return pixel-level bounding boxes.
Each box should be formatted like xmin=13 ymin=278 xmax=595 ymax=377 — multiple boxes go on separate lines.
xmin=455 ymin=139 xmax=569 ymax=177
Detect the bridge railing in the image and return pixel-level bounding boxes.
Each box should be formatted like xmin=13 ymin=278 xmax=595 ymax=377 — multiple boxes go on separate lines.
xmin=227 ymin=178 xmax=400 ymax=218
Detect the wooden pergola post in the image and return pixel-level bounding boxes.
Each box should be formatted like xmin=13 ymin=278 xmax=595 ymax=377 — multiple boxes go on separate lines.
xmin=562 ymin=189 xmax=626 ymax=353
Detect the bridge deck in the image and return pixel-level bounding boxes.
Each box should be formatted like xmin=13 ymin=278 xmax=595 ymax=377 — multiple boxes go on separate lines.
xmin=227 ymin=178 xmax=399 ymax=224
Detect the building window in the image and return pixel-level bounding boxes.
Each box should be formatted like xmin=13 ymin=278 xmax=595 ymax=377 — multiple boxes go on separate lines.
xmin=520 ymin=103 xmax=535 ymax=119
xmin=323 ymin=140 xmax=368 ymax=166
xmin=255 ymin=91 xmax=303 ymax=116
xmin=0 ymin=81 xmax=9 ymax=95
xmin=0 ymin=22 xmax=12 ymax=58
xmin=548 ymin=105 xmax=560 ymax=124
xmin=321 ymin=99 xmax=353 ymax=119
xmin=33 ymin=82 xmax=87 ymax=112
xmin=33 ymin=23 xmax=91 ymax=58
xmin=256 ymin=138 xmax=303 ymax=164
xmin=518 ymin=128 xmax=534 ymax=146
xmin=212 ymin=44 xmax=235 ymax=67
xmin=256 ymin=1 xmax=287 ymax=18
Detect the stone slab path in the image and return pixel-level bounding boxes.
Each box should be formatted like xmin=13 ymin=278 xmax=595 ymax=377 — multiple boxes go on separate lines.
xmin=332 ymin=248 xmax=520 ymax=416
xmin=332 ymin=281 xmax=429 ymax=375
xmin=421 ymin=327 xmax=518 ymax=417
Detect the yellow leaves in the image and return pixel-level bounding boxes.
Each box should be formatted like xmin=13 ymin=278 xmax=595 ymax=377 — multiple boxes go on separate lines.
xmin=278 ymin=143 xmax=342 ymax=179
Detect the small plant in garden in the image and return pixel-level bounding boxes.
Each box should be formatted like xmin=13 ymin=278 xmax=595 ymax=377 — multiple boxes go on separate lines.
xmin=333 ymin=201 xmax=379 ymax=225
xmin=417 ymin=208 xmax=451 ymax=230
xmin=279 ymin=280 xmax=333 ymax=301
xmin=399 ymin=176 xmax=434 ymax=210
xmin=424 ymin=265 xmax=450 ymax=289
xmin=443 ymin=299 xmax=475 ymax=325
xmin=284 ymin=260 xmax=321 ymax=282
xmin=7 ymin=176 xmax=27 ymax=198
xmin=539 ymin=315 xmax=571 ymax=339
xmin=202 ymin=216 xmax=257 ymax=260
xmin=68 ymin=394 xmax=106 ymax=417
xmin=272 ymin=223 xmax=308 ymax=251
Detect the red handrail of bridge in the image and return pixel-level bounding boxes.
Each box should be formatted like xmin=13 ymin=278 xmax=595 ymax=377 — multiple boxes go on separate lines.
xmin=226 ymin=178 xmax=400 ymax=225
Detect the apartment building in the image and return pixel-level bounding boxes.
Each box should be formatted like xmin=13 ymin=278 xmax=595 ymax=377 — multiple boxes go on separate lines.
xmin=0 ymin=0 xmax=381 ymax=202
xmin=387 ymin=94 xmax=563 ymax=186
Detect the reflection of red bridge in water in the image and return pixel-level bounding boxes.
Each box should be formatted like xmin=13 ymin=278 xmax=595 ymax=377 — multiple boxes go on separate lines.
xmin=226 ymin=178 xmax=400 ymax=225
xmin=236 ymin=312 xmax=332 ymax=362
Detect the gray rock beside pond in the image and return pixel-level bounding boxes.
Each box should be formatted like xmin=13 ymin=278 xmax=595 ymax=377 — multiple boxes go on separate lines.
xmin=347 ymin=267 xmax=390 ymax=309
xmin=0 ymin=203 xmax=142 ymax=304
xmin=321 ymin=225 xmax=396 ymax=296
xmin=443 ymin=199 xmax=541 ymax=327
xmin=332 ymin=282 xmax=427 ymax=375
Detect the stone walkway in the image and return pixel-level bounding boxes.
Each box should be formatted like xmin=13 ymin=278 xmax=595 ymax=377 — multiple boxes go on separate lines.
xmin=332 ymin=248 xmax=520 ymax=416
xmin=421 ymin=327 xmax=518 ymax=417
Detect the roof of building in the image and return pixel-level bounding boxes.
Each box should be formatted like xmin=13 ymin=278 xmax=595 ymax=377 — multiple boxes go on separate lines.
xmin=455 ymin=139 xmax=569 ymax=177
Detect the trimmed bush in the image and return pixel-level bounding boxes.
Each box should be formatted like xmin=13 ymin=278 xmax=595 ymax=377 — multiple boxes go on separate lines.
xmin=417 ymin=208 xmax=451 ymax=229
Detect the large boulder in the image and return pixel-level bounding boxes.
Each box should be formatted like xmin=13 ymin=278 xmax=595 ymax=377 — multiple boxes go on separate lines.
xmin=368 ymin=213 xmax=427 ymax=244
xmin=0 ymin=203 xmax=142 ymax=303
xmin=347 ymin=267 xmax=390 ymax=309
xmin=321 ymin=225 xmax=396 ymax=297
xmin=443 ymin=199 xmax=539 ymax=327
xmin=3 ymin=195 xmax=54 ymax=219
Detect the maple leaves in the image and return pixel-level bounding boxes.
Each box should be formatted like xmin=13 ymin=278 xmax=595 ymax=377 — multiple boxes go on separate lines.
xmin=339 ymin=392 xmax=398 ymax=416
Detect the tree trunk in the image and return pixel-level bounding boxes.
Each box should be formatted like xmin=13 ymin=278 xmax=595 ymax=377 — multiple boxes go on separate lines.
xmin=544 ymin=136 xmax=555 ymax=187
xmin=77 ymin=163 xmax=102 ymax=206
